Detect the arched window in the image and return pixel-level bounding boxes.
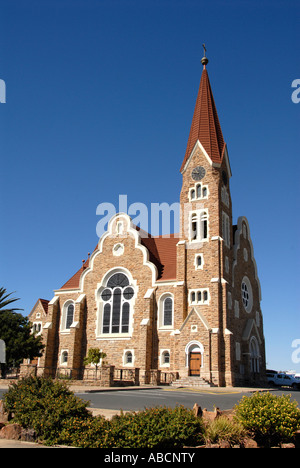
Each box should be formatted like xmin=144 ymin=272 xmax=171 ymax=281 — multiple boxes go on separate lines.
xmin=241 ymin=276 xmax=253 ymax=313
xmin=66 ymin=304 xmax=74 ymax=329
xmin=163 ymin=297 xmax=173 ymax=327
xmin=158 ymin=294 xmax=174 ymax=329
xmin=200 ymin=211 xmax=208 ymax=240
xmin=100 ymin=272 xmax=135 ymax=335
xmin=189 ymin=289 xmax=209 ymax=305
xmin=61 ymin=301 xmax=75 ymax=332
xmin=61 ymin=351 xmax=68 ymax=365
xmin=191 ymin=212 xmax=198 ymax=241
xmin=124 ymin=350 xmax=133 ymax=365
xmin=161 ymin=350 xmax=170 ymax=366
xmin=250 ymin=337 xmax=260 ymax=373
xmin=189 ymin=210 xmax=208 ymax=242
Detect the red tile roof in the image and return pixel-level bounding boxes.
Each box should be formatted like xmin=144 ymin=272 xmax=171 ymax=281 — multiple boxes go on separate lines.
xmin=39 ymin=299 xmax=49 ymax=314
xmin=60 ymin=258 xmax=90 ymax=290
xmin=180 ymin=65 xmax=225 ymax=172
xmin=59 ymin=233 xmax=178 ymax=290
xmin=142 ymin=234 xmax=178 ymax=281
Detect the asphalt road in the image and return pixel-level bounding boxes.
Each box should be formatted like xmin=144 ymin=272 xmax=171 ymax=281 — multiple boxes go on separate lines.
xmin=1 ymin=387 xmax=299 ymax=413
xmin=75 ymin=387 xmax=300 ymax=412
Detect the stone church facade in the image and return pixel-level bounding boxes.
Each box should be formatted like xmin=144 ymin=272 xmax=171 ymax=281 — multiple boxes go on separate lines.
xmin=25 ymin=55 xmax=266 ymax=387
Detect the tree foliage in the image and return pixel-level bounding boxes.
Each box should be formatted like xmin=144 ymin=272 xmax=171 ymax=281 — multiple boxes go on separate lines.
xmin=0 ymin=288 xmax=45 ymax=376
xmin=84 ymin=348 xmax=107 ymax=368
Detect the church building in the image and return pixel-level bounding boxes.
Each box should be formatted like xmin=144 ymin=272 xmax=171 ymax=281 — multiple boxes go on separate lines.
xmin=26 ymin=52 xmax=266 ymax=387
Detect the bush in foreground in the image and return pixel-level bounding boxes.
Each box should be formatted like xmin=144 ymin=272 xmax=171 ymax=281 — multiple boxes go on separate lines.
xmin=204 ymin=415 xmax=247 ymax=446
xmin=108 ymin=406 xmax=205 ymax=448
xmin=234 ymin=391 xmax=300 ymax=447
xmin=3 ymin=376 xmax=205 ymax=448
xmin=3 ymin=376 xmax=91 ymax=445
xmin=59 ymin=406 xmax=205 ymax=448
xmin=5 ymin=377 xmax=300 ymax=448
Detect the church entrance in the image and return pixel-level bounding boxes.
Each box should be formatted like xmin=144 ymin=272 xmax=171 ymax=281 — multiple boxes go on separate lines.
xmin=189 ymin=352 xmax=201 ymax=376
xmin=185 ymin=341 xmax=203 ymax=377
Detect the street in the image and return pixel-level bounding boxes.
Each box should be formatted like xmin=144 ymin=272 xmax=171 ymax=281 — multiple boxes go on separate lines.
xmin=1 ymin=387 xmax=300 ymax=413
xmin=75 ymin=387 xmax=300 ymax=412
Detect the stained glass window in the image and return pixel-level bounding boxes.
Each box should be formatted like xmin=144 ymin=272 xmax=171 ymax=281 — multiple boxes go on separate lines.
xmin=101 ymin=273 xmax=134 ymax=334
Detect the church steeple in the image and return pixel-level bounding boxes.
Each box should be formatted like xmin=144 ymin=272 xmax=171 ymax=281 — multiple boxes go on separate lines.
xmin=180 ymin=48 xmax=226 ymax=172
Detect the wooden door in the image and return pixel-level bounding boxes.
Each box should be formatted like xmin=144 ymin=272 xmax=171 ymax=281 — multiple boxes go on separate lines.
xmin=189 ymin=352 xmax=201 ymax=376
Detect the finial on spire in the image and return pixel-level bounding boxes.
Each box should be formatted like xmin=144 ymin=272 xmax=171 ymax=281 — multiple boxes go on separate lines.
xmin=201 ymin=43 xmax=209 ymax=67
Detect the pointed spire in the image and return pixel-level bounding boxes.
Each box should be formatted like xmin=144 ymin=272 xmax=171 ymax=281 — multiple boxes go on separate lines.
xmin=180 ymin=49 xmax=226 ymax=172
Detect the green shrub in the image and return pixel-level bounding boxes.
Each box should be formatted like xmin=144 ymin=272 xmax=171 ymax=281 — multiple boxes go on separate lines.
xmin=234 ymin=391 xmax=300 ymax=447
xmin=54 ymin=405 xmax=205 ymax=448
xmin=59 ymin=415 xmax=111 ymax=448
xmin=204 ymin=415 xmax=247 ymax=446
xmin=107 ymin=406 xmax=205 ymax=449
xmin=3 ymin=377 xmax=205 ymax=448
xmin=4 ymin=376 xmax=91 ymax=445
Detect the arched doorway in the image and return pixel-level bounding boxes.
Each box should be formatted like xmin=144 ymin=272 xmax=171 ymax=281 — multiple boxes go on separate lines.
xmin=185 ymin=341 xmax=204 ymax=377
xmin=249 ymin=336 xmax=260 ymax=373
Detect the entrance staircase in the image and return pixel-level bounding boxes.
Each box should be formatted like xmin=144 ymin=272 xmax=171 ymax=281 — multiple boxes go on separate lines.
xmin=171 ymin=376 xmax=215 ymax=389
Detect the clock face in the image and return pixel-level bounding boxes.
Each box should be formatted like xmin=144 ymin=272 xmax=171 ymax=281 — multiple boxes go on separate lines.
xmin=191 ymin=166 xmax=206 ymax=181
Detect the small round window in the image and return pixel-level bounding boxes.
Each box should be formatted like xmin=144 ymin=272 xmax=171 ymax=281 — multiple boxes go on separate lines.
xmin=101 ymin=289 xmax=112 ymax=301
xmin=241 ymin=276 xmax=253 ymax=313
xmin=123 ymin=287 xmax=134 ymax=300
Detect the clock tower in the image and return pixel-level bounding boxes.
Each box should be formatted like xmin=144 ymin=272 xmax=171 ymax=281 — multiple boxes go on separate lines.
xmin=177 ymin=51 xmax=234 ymax=385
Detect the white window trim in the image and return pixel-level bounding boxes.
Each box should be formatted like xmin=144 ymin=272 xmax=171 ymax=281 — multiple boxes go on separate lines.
xmin=221 ymin=185 xmax=230 ymax=207
xmin=241 ymin=276 xmax=253 ymax=313
xmin=160 ymin=349 xmax=171 ymax=367
xmin=222 ymin=211 xmax=230 ymax=248
xmin=158 ymin=293 xmax=174 ymax=330
xmin=113 ymin=243 xmax=124 ymax=256
xmin=60 ymin=300 xmax=75 ymax=334
xmin=32 ymin=322 xmax=42 ymax=335
xmin=189 ymin=209 xmax=209 ymax=243
xmin=189 ymin=182 xmax=209 ymax=202
xmin=123 ymin=349 xmax=135 ymax=367
xmin=249 ymin=336 xmax=260 ymax=373
xmin=60 ymin=349 xmax=69 ymax=366
xmin=194 ymin=253 xmax=204 ymax=270
xmin=188 ymin=288 xmax=210 ymax=306
xmin=96 ymin=268 xmax=137 ymax=339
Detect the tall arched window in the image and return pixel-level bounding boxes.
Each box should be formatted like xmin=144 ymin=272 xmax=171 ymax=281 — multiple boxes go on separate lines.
xmin=163 ymin=297 xmax=173 ymax=326
xmin=66 ymin=304 xmax=74 ymax=329
xmin=250 ymin=337 xmax=260 ymax=373
xmin=158 ymin=294 xmax=174 ymax=329
xmin=189 ymin=210 xmax=208 ymax=242
xmin=190 ymin=212 xmax=198 ymax=240
xmin=100 ymin=272 xmax=135 ymax=335
xmin=61 ymin=301 xmax=75 ymax=332
xmin=200 ymin=211 xmax=208 ymax=240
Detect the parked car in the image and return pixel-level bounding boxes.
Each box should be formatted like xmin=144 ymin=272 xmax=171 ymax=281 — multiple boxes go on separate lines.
xmin=268 ymin=372 xmax=300 ymax=389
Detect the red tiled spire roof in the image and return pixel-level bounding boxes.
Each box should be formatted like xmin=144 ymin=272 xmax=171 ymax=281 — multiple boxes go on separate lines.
xmin=180 ymin=57 xmax=226 ymax=172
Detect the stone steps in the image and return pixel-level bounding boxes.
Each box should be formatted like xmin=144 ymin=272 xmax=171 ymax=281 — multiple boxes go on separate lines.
xmin=171 ymin=376 xmax=214 ymax=388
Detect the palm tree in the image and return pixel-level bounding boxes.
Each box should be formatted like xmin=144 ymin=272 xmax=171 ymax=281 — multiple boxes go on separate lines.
xmin=0 ymin=287 xmax=23 ymax=313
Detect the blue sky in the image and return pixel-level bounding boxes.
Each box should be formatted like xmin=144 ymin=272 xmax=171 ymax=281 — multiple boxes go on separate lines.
xmin=0 ymin=0 xmax=299 ymax=372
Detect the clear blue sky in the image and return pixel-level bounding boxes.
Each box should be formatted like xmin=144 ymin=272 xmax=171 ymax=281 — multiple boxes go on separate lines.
xmin=0 ymin=0 xmax=299 ymax=372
